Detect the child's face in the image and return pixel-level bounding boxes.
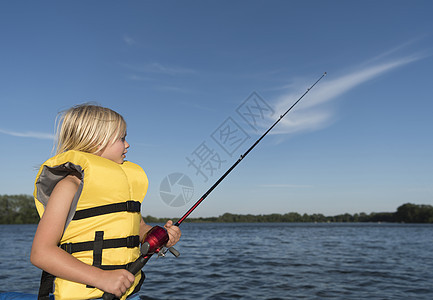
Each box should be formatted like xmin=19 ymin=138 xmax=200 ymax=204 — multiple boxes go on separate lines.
xmin=99 ymin=136 xmax=130 ymax=164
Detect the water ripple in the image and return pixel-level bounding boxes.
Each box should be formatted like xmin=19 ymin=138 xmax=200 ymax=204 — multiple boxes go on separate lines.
xmin=1 ymin=223 xmax=433 ymax=299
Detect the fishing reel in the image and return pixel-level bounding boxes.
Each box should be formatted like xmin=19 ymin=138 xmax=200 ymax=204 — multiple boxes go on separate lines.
xmin=140 ymin=225 xmax=180 ymax=258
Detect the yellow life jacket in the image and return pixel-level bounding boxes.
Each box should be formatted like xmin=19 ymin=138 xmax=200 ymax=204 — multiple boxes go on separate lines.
xmin=34 ymin=150 xmax=148 ymax=300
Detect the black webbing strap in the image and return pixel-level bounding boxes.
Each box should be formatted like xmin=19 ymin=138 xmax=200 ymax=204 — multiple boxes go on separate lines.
xmin=72 ymin=200 xmax=141 ymax=221
xmin=129 ymin=271 xmax=146 ymax=298
xmin=92 ymin=231 xmax=104 ymax=268
xmin=86 ymin=231 xmax=104 ymax=288
xmin=61 ymin=235 xmax=140 ymax=254
xmin=38 ymin=270 xmax=54 ymax=300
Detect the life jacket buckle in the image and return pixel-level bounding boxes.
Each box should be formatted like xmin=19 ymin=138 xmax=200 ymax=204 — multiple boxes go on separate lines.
xmin=63 ymin=243 xmax=73 ymax=254
xmin=126 ymin=235 xmax=140 ymax=248
xmin=126 ymin=200 xmax=140 ymax=212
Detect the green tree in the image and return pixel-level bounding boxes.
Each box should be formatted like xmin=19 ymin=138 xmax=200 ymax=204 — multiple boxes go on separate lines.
xmin=395 ymin=203 xmax=433 ymax=223
xmin=0 ymin=194 xmax=39 ymax=224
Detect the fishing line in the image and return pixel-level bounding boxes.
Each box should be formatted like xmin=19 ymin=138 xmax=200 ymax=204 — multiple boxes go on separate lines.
xmin=175 ymin=72 xmax=327 ymax=226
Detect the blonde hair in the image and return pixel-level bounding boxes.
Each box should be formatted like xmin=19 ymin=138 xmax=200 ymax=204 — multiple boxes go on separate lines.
xmin=55 ymin=104 xmax=127 ymax=155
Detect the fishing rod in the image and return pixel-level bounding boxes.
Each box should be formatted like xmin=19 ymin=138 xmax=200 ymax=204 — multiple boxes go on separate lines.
xmin=103 ymin=72 xmax=326 ymax=300
xmin=175 ymin=72 xmax=326 ymax=226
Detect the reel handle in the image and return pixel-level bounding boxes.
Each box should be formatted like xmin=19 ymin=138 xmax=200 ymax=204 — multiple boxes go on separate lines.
xmin=168 ymin=246 xmax=180 ymax=257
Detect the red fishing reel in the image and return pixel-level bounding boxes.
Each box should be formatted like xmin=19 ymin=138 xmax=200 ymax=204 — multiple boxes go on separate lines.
xmin=141 ymin=225 xmax=180 ymax=258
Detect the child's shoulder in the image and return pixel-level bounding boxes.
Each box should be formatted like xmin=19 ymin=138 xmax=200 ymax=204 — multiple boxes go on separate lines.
xmin=63 ymin=174 xmax=81 ymax=185
xmin=55 ymin=174 xmax=81 ymax=191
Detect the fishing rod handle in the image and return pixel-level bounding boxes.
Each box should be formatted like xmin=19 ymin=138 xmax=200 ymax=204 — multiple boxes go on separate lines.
xmin=102 ymin=255 xmax=151 ymax=300
xmin=128 ymin=255 xmax=151 ymax=275
xmin=102 ymin=291 xmax=117 ymax=300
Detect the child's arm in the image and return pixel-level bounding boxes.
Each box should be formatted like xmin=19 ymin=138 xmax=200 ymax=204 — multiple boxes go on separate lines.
xmin=31 ymin=175 xmax=135 ymax=298
xmin=139 ymin=217 xmax=153 ymax=242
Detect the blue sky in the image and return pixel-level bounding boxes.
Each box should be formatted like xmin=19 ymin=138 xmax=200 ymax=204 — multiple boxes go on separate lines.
xmin=1 ymin=0 xmax=432 ymax=218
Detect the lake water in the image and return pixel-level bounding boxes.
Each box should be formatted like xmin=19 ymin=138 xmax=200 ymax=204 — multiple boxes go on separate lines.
xmin=0 ymin=223 xmax=432 ymax=299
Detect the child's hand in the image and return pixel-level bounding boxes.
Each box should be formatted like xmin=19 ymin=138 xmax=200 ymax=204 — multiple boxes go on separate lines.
xmin=164 ymin=220 xmax=181 ymax=248
xmin=97 ymin=269 xmax=135 ymax=298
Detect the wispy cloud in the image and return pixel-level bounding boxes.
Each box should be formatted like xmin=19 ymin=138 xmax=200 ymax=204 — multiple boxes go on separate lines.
xmin=127 ymin=74 xmax=153 ymax=82
xmin=154 ymin=85 xmax=197 ymax=94
xmin=0 ymin=128 xmax=54 ymax=140
xmin=269 ymin=51 xmax=427 ymax=136
xmin=259 ymin=184 xmax=313 ymax=188
xmin=122 ymin=61 xmax=198 ymax=93
xmin=121 ymin=62 xmax=196 ymax=76
xmin=123 ymin=35 xmax=136 ymax=46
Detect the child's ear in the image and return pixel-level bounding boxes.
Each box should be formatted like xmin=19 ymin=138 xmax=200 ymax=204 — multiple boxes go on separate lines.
xmin=94 ymin=145 xmax=105 ymax=156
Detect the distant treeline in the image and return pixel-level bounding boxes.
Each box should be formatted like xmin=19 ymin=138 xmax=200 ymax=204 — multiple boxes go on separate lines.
xmin=1 ymin=194 xmax=433 ymax=224
xmin=144 ymin=203 xmax=433 ymax=224
xmin=0 ymin=194 xmax=40 ymax=224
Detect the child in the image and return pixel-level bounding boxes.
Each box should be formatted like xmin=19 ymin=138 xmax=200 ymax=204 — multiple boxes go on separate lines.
xmin=31 ymin=104 xmax=181 ymax=300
